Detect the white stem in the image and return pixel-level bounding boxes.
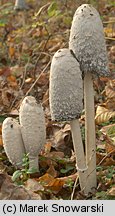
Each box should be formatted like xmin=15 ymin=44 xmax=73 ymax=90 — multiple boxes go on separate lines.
xmin=29 ymin=155 xmax=39 ymax=172
xmin=84 ymin=72 xmax=97 ymax=191
xmin=70 ymin=119 xmax=89 ymax=194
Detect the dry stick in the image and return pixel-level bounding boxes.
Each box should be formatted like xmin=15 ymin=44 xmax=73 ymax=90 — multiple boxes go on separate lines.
xmin=25 ymin=61 xmax=51 ymax=96
xmin=97 ymin=150 xmax=115 ymax=166
xmin=84 ymin=72 xmax=97 ymax=190
xmin=70 ymin=119 xmax=90 ymax=195
xmin=10 ymin=61 xmax=50 ymax=110
xmin=71 ymin=175 xmax=79 ymax=200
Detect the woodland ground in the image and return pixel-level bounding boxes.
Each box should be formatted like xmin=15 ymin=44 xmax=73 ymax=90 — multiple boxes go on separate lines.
xmin=0 ymin=0 xmax=115 ymax=200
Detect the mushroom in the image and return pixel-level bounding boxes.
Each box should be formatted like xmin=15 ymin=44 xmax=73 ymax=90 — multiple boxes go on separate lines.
xmin=49 ymin=48 xmax=89 ymax=194
xmin=14 ymin=0 xmax=29 ymax=27
xmin=19 ymin=96 xmax=46 ymax=172
xmin=69 ymin=4 xmax=109 ymax=191
xmin=14 ymin=0 xmax=28 ymax=10
xmin=2 ymin=117 xmax=25 ymax=168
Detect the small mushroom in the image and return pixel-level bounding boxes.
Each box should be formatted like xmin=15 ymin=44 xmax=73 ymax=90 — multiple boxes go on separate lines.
xmin=19 ymin=96 xmax=46 ymax=172
xmin=2 ymin=117 xmax=25 ymax=168
xmin=69 ymin=4 xmax=109 ymax=191
xmin=49 ymin=48 xmax=89 ymax=194
xmin=14 ymin=0 xmax=29 ymax=10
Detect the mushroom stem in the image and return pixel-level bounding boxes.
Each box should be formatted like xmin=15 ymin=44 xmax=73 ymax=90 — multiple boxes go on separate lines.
xmin=29 ymin=156 xmax=39 ymax=172
xmin=84 ymin=72 xmax=97 ymax=190
xmin=70 ymin=119 xmax=89 ymax=194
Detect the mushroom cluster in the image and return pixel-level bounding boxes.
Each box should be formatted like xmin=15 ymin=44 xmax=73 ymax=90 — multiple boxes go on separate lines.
xmin=2 ymin=96 xmax=46 ymax=171
xmin=49 ymin=4 xmax=109 ymax=194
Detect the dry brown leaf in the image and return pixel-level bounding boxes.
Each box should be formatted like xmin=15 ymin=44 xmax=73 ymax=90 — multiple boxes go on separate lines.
xmin=46 ymin=164 xmax=58 ymax=178
xmin=96 ymin=152 xmax=115 ymax=166
xmin=52 ymin=126 xmax=71 ymax=153
xmin=107 ymin=186 xmax=115 ymax=197
xmin=9 ymin=46 xmax=15 ymax=58
xmin=101 ymin=124 xmax=115 ymax=148
xmin=46 ymin=178 xmax=65 ymax=194
xmin=106 ymin=98 xmax=115 ymax=110
xmin=46 ymin=151 xmax=65 ymax=160
xmin=38 ymin=173 xmax=54 ymax=185
xmin=25 ymin=178 xmax=44 ymax=193
xmin=7 ymin=75 xmax=18 ymax=87
xmin=95 ymin=106 xmax=115 ymax=124
xmin=104 ymin=80 xmax=115 ymax=110
xmin=0 ymin=67 xmax=11 ymax=77
xmin=104 ymin=17 xmax=115 ymax=38
xmin=44 ymin=142 xmax=52 ymax=154
xmin=105 ymin=80 xmax=115 ymax=99
xmin=1 ymin=90 xmax=11 ymax=107
xmin=38 ymin=173 xmax=65 ymax=194
xmin=0 ymin=173 xmax=42 ymax=200
xmin=37 ymin=72 xmax=49 ymax=87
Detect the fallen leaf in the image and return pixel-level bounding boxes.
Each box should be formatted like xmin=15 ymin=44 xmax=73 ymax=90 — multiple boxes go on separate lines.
xmin=44 ymin=142 xmax=52 ymax=154
xmin=37 ymin=72 xmax=49 ymax=87
xmin=95 ymin=106 xmax=115 ymax=124
xmin=46 ymin=164 xmax=58 ymax=178
xmin=107 ymin=186 xmax=115 ymax=197
xmin=7 ymin=75 xmax=18 ymax=87
xmin=38 ymin=173 xmax=65 ymax=194
xmin=0 ymin=173 xmax=42 ymax=200
xmin=9 ymin=46 xmax=15 ymax=58
xmin=101 ymin=124 xmax=115 ymax=153
xmin=25 ymin=178 xmax=44 ymax=192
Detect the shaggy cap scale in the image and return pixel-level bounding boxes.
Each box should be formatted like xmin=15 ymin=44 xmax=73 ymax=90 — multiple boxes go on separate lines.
xmin=69 ymin=4 xmax=109 ymax=76
xmin=49 ymin=48 xmax=83 ymax=121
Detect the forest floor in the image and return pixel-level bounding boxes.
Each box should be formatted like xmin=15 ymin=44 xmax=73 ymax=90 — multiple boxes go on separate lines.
xmin=0 ymin=0 xmax=115 ymax=200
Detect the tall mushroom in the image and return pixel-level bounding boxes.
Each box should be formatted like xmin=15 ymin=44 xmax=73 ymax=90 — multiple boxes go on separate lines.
xmin=69 ymin=4 xmax=109 ymax=191
xmin=49 ymin=48 xmax=90 ymax=194
xmin=19 ymin=96 xmax=46 ymax=172
xmin=2 ymin=117 xmax=25 ymax=168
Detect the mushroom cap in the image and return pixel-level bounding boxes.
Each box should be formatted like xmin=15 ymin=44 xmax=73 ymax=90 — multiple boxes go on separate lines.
xmin=49 ymin=48 xmax=83 ymax=121
xmin=69 ymin=4 xmax=109 ymax=76
xmin=2 ymin=117 xmax=25 ymax=167
xmin=19 ymin=96 xmax=46 ymax=157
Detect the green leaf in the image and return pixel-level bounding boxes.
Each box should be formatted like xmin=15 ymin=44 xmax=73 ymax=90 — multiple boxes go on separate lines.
xmin=48 ymin=2 xmax=57 ymax=17
xmin=12 ymin=170 xmax=22 ymax=182
xmin=60 ymin=165 xmax=74 ymax=174
xmin=0 ymin=116 xmax=7 ymax=123
xmin=26 ymin=167 xmax=38 ymax=174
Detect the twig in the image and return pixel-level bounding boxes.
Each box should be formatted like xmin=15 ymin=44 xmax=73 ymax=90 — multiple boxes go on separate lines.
xmin=71 ymin=175 xmax=79 ymax=200
xmin=25 ymin=61 xmax=51 ymax=96
xmin=105 ymin=37 xmax=115 ymax=41
xmin=97 ymin=150 xmax=115 ymax=166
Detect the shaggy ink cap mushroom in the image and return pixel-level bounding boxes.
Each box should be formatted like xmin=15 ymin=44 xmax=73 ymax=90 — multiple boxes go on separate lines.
xmin=14 ymin=0 xmax=29 ymax=10
xmin=19 ymin=96 xmax=46 ymax=170
xmin=69 ymin=4 xmax=109 ymax=77
xmin=2 ymin=117 xmax=25 ymax=168
xmin=49 ymin=48 xmax=83 ymax=121
xmin=50 ymin=48 xmax=89 ymax=194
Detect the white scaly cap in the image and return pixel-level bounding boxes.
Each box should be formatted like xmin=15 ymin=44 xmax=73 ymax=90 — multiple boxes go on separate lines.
xmin=69 ymin=4 xmax=109 ymax=76
xmin=19 ymin=96 xmax=46 ymax=170
xmin=2 ymin=117 xmax=25 ymax=168
xmin=49 ymin=48 xmax=83 ymax=121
